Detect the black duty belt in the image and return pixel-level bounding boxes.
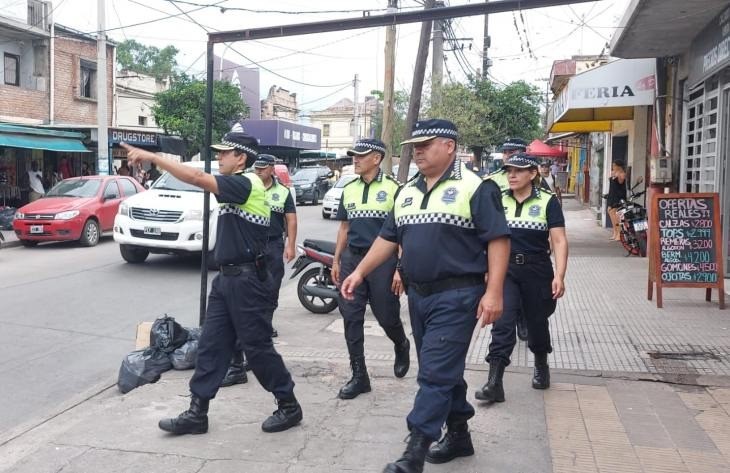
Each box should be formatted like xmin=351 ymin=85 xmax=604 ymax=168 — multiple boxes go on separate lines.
xmin=510 ymin=253 xmax=550 ymax=265
xmin=267 ymin=235 xmax=284 ymax=243
xmin=348 ymin=246 xmax=369 ymax=256
xmin=408 ymin=275 xmax=484 ymax=297
xmin=220 ymin=262 xmax=256 ymax=276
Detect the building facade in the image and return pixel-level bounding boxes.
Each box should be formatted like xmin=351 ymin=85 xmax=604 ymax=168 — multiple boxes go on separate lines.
xmin=308 ymin=96 xmax=381 ymax=156
xmin=115 ymin=71 xmax=168 ymax=131
xmin=261 ymin=86 xmax=298 ymax=122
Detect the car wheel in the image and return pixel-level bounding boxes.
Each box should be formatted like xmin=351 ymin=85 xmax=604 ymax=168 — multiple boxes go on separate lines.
xmin=120 ymin=244 xmax=149 ymax=263
xmin=79 ymin=219 xmax=100 ymax=247
xmin=322 ymin=210 xmax=329 ymax=219
xmin=20 ymin=240 xmax=38 ymax=247
xmin=311 ymin=191 xmax=319 ymax=205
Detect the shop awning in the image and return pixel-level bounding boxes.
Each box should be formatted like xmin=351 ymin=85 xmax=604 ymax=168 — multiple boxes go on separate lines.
xmin=0 ymin=124 xmax=90 ymax=153
xmin=547 ymin=59 xmax=656 ymax=133
xmin=527 ymin=139 xmax=567 ymax=158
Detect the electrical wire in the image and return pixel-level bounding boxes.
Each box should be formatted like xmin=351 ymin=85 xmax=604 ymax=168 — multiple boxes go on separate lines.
xmin=163 ymin=0 xmax=421 ymax=15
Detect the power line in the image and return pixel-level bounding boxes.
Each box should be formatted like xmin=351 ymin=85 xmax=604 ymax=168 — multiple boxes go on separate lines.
xmin=111 ymin=0 xmax=128 ymax=41
xmin=298 ymin=83 xmax=352 ymax=108
xmin=163 ymin=0 xmax=422 ymax=15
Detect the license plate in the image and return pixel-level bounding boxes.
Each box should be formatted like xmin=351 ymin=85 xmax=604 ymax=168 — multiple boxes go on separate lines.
xmin=633 ymin=219 xmax=648 ymax=231
xmin=144 ymin=226 xmax=162 ymax=235
xmin=29 ymin=225 xmax=44 ymax=234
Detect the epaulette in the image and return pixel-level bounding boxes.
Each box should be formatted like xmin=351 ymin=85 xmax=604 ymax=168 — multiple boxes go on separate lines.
xmin=384 ymin=174 xmax=401 ymax=186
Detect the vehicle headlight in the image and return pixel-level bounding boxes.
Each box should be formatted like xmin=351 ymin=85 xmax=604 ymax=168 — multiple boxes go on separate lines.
xmin=184 ymin=209 xmax=204 ymax=221
xmin=14 ymin=211 xmax=24 ymax=219
xmin=119 ymin=203 xmax=129 ymax=216
xmin=55 ymin=210 xmax=80 ymax=220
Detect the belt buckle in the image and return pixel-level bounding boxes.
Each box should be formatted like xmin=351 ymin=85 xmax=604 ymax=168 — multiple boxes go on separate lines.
xmin=514 ymin=254 xmax=525 ymax=265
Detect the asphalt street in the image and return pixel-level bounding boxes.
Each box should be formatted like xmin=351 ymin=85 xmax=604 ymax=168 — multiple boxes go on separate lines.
xmin=0 ymin=203 xmax=338 ymax=441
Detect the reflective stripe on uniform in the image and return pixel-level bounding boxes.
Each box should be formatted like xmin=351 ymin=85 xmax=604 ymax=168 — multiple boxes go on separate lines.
xmin=265 ymin=179 xmax=292 ymax=215
xmin=395 ymin=212 xmax=475 ymax=229
xmin=219 ymin=204 xmax=270 ymax=226
xmin=219 ymin=172 xmax=270 ymax=227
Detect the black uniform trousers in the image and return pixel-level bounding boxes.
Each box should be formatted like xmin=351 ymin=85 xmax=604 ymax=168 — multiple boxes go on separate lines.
xmin=487 ymin=257 xmax=556 ymax=365
xmin=338 ymin=248 xmax=406 ymax=358
xmin=406 ymin=284 xmax=483 ymax=441
xmin=265 ymin=237 xmax=286 ymax=325
xmin=189 ymin=270 xmax=295 ymax=400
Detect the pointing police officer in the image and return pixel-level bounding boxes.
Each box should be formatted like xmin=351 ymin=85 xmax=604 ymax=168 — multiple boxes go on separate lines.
xmin=341 ymin=120 xmax=510 ymax=473
xmin=475 ymin=152 xmax=568 ymax=403
xmin=121 ymin=132 xmax=303 ymax=436
xmin=332 ymin=138 xmax=410 ymax=400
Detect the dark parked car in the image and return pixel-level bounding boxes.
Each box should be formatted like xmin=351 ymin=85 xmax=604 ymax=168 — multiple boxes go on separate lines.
xmin=292 ymin=166 xmax=333 ymax=205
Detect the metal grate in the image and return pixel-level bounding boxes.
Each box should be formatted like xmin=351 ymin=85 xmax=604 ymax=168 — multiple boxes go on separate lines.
xmin=24 ymin=214 xmax=55 ymax=220
xmin=130 ymin=230 xmax=179 ymax=241
xmin=130 ymin=207 xmax=182 ymax=223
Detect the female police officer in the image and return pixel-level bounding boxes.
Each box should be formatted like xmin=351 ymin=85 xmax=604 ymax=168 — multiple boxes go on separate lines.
xmin=121 ymin=133 xmax=302 ymax=436
xmin=476 ymin=152 xmax=568 ymax=403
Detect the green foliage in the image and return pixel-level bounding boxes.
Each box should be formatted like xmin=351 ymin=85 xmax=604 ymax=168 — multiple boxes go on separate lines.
xmin=371 ymin=90 xmax=410 ymax=153
xmin=427 ymin=78 xmax=542 ymax=153
xmin=152 ymin=76 xmax=249 ymax=158
xmin=117 ymin=39 xmax=179 ymax=80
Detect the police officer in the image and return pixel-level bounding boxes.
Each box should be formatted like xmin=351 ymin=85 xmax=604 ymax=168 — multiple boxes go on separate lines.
xmin=341 ymin=120 xmax=510 ymax=473
xmin=475 ymin=152 xmax=568 ymax=403
xmin=486 ymin=137 xmax=529 ymax=342
xmin=219 ymin=154 xmax=297 ymax=387
xmin=121 ymin=133 xmax=303 ymax=435
xmin=332 ymin=138 xmax=410 ymax=400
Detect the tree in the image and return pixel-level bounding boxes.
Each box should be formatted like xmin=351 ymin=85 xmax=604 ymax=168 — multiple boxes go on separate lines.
xmin=117 ymin=39 xmax=179 ymax=80
xmin=370 ymin=89 xmax=410 ymax=155
xmin=152 ymin=75 xmax=249 ymax=159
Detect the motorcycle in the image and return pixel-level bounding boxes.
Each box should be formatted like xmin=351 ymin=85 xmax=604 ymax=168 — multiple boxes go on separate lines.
xmin=615 ymin=177 xmax=648 ymax=257
xmin=289 ymin=239 xmax=339 ymax=314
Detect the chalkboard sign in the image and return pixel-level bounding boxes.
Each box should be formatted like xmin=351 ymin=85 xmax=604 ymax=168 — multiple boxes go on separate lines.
xmin=648 ymin=192 xmax=724 ymax=309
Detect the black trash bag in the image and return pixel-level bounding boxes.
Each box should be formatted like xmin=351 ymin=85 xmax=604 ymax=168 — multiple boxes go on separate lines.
xmin=150 ymin=315 xmax=189 ymax=353
xmin=117 ymin=348 xmax=173 ymax=394
xmin=0 ymin=207 xmax=15 ymax=231
xmin=169 ymin=327 xmax=202 ymax=370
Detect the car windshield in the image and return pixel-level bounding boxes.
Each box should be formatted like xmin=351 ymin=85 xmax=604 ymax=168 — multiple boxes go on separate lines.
xmin=335 ymin=174 xmax=359 ymax=188
xmin=45 ymin=179 xmax=101 ymax=197
xmin=293 ymin=169 xmax=319 ymax=181
xmin=152 ymin=167 xmax=219 ymax=192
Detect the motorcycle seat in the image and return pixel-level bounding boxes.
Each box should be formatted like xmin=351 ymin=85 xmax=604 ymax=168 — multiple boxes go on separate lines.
xmin=303 ymin=239 xmax=336 ymax=255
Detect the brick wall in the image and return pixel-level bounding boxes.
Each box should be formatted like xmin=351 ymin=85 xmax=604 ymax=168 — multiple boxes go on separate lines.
xmin=53 ymin=36 xmax=113 ymax=125
xmin=0 ymin=84 xmax=49 ymax=122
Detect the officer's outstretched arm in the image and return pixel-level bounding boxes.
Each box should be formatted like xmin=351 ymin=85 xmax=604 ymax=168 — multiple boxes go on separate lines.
xmin=340 ymin=237 xmax=397 ymax=300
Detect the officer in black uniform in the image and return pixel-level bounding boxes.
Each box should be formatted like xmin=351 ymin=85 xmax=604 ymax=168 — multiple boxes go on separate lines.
xmin=332 ymin=138 xmax=410 ymax=400
xmin=219 ymin=154 xmax=297 ymax=387
xmin=486 ymin=137 xmax=529 ymax=343
xmin=121 ymin=133 xmax=303 ymax=436
xmin=341 ymin=120 xmax=511 ymax=473
xmin=475 ymin=153 xmax=568 ymax=403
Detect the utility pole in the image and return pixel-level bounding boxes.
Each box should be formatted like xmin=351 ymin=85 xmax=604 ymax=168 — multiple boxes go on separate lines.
xmin=398 ymin=0 xmax=435 ymax=183
xmin=352 ymin=73 xmax=360 ymax=144
xmin=482 ymin=0 xmax=490 ymax=79
xmin=381 ymin=0 xmax=398 ymax=175
xmin=431 ymin=1 xmax=444 ymax=107
xmin=97 ymin=0 xmax=109 ymax=175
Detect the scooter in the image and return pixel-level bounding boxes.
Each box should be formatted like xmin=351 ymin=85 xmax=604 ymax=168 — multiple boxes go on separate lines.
xmin=616 ymin=177 xmax=648 ymax=257
xmin=289 ymin=239 xmax=339 ymax=314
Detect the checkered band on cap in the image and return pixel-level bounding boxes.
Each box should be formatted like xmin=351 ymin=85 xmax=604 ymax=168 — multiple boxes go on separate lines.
xmin=220 ymin=139 xmax=258 ymax=157
xmin=502 ymin=141 xmax=526 ymax=149
xmin=504 ymin=154 xmax=539 ymax=168
xmin=219 ymin=204 xmax=270 ymax=226
xmin=396 ymin=212 xmax=475 ymax=229
xmin=507 ymin=220 xmax=548 ymax=231
xmin=412 ymin=127 xmax=459 ymax=139
xmin=347 ymin=209 xmax=390 ymax=220
xmin=354 ymin=141 xmax=386 ymax=154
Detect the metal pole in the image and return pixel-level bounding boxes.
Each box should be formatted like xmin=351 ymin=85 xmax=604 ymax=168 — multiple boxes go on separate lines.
xmin=97 ymin=0 xmax=109 ymax=175
xmin=200 ymin=40 xmax=214 ymax=326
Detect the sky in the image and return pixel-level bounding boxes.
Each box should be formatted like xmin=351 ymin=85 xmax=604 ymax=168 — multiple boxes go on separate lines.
xmin=10 ymin=0 xmax=632 ymax=115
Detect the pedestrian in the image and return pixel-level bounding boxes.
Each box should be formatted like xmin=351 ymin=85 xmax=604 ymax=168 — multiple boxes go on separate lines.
xmin=331 ymin=138 xmax=410 ymax=400
xmin=120 ymin=132 xmax=303 ymax=436
xmin=486 ymin=138 xmax=530 ymax=342
xmin=539 ymin=161 xmax=557 ymax=192
xmin=117 ymin=160 xmax=130 ymax=176
xmin=341 ymin=119 xmax=510 ymax=472
xmin=147 ymin=162 xmax=161 ymax=183
xmin=475 ymin=152 xmax=568 ymax=404
xmin=606 ymin=159 xmax=627 ymax=241
xmin=27 ymin=162 xmax=45 ymax=202
xmin=219 ymin=153 xmax=298 ymax=387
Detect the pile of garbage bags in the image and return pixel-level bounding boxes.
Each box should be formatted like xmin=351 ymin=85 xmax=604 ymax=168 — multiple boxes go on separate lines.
xmin=117 ymin=315 xmax=202 ymax=394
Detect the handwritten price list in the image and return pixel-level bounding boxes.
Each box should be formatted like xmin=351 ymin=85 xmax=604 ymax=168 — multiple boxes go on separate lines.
xmin=657 ymin=197 xmax=717 ymax=284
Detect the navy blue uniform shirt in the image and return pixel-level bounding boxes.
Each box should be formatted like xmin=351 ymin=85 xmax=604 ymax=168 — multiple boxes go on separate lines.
xmin=265 ymin=179 xmax=296 ymax=238
xmin=504 ymin=186 xmax=564 ymax=254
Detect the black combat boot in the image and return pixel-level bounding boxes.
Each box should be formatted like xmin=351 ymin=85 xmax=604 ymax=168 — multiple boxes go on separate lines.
xmin=383 ymin=430 xmax=433 ymax=473
xmin=532 ymin=352 xmax=550 ymax=389
xmin=338 ymin=357 xmax=371 ymax=400
xmin=516 ymin=310 xmax=528 ymax=341
xmin=393 ymin=338 xmax=410 ymax=378
xmin=261 ymin=396 xmax=303 ymax=433
xmin=158 ymin=395 xmax=209 ymax=435
xmin=220 ymin=361 xmax=248 ymax=387
xmin=474 ymin=359 xmax=506 ymax=402
xmin=425 ymin=420 xmax=474 ymax=464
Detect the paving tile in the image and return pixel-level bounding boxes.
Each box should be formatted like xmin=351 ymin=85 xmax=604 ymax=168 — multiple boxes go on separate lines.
xmin=635 ymin=447 xmax=688 ymax=473
xmin=678 ymin=448 xmax=730 ymax=473
xmin=544 ymin=390 xmax=598 ymax=473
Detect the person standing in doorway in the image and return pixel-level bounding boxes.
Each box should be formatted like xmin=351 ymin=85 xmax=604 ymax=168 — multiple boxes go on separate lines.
xmin=28 ymin=162 xmax=45 ymax=202
xmin=606 ymin=160 xmax=627 ymax=241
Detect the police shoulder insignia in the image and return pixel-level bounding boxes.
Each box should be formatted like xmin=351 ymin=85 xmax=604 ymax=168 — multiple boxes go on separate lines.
xmin=441 ymin=187 xmax=458 ymax=204
xmin=401 ymin=197 xmax=413 ymax=208
xmin=528 ymin=204 xmax=541 ymax=217
xmin=346 ymin=202 xmax=356 ymax=210
xmin=272 ymin=193 xmax=280 ymax=201
xmin=376 ymin=190 xmax=388 ymax=202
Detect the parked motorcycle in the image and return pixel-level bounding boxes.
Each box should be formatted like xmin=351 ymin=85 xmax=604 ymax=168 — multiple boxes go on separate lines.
xmin=290 ymin=239 xmax=339 ymax=314
xmin=616 ymin=178 xmax=648 ymax=257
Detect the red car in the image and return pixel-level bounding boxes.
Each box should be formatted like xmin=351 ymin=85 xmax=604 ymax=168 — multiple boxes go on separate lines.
xmin=13 ymin=176 xmax=145 ymax=247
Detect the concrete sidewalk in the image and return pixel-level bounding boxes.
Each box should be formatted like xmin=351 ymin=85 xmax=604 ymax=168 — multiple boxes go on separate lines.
xmin=2 ymin=199 xmax=730 ymax=472
xmin=0 ymin=230 xmax=19 ymax=249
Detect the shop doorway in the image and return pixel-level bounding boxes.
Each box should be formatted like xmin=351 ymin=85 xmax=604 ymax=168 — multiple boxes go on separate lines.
xmin=720 ymin=86 xmax=730 ymax=277
xmin=605 ymin=136 xmax=628 ymax=228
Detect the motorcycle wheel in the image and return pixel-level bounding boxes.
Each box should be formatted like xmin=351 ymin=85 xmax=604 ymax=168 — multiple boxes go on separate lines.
xmin=637 ymin=231 xmax=648 ymax=257
xmin=297 ymin=267 xmax=339 ymax=314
